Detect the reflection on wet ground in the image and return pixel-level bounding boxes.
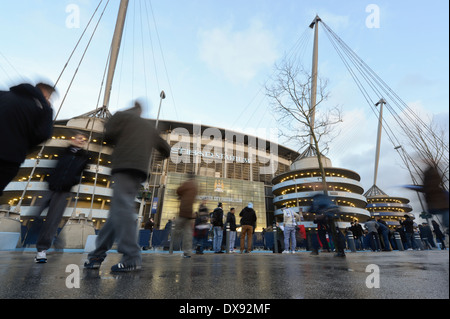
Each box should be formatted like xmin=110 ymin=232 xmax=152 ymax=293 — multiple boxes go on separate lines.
xmin=0 ymin=250 xmax=448 ymax=299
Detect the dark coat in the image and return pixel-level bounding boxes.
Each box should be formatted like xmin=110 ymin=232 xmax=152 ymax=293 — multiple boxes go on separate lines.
xmin=211 ymin=207 xmax=224 ymax=227
xmin=401 ymin=218 xmax=414 ymax=234
xmin=226 ymin=212 xmax=237 ymax=231
xmin=239 ymin=207 xmax=257 ymax=227
xmin=0 ymin=84 xmax=53 ymax=163
xmin=176 ymin=178 xmax=198 ymax=219
xmin=104 ymin=104 xmax=170 ymax=179
xmin=423 ymin=165 xmax=449 ymax=212
xmin=46 ymin=146 xmax=90 ymax=192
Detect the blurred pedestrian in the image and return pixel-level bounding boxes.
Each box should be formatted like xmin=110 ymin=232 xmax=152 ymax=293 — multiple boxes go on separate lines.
xmin=239 ymin=202 xmax=257 ymax=253
xmin=211 ymin=202 xmax=224 ymax=253
xmin=194 ymin=202 xmax=210 ymax=254
xmin=432 ymin=220 xmax=446 ymax=250
xmin=281 ymin=205 xmax=300 ymax=254
xmin=173 ymin=173 xmax=198 ymax=258
xmin=84 ymin=101 xmax=170 ymax=272
xmin=143 ymin=217 xmax=155 ymax=250
xmin=0 ymin=82 xmax=56 ymax=196
xmin=313 ymin=214 xmax=331 ymax=252
xmin=33 ymin=132 xmax=90 ymax=263
xmin=226 ymin=208 xmax=237 ymax=252
xmin=422 ymin=163 xmax=449 ymax=230
xmin=310 ymin=194 xmax=346 ymax=257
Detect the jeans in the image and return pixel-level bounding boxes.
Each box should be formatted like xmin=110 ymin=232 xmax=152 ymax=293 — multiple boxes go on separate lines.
xmin=368 ymin=231 xmax=381 ymax=251
xmin=283 ymin=225 xmax=296 ymax=251
xmin=88 ymin=172 xmax=142 ymax=266
xmin=405 ymin=232 xmax=421 ymax=249
xmin=380 ymin=230 xmax=392 ymax=251
xmin=34 ymin=191 xmax=70 ymax=252
xmin=213 ymin=226 xmax=223 ymax=252
xmin=173 ymin=217 xmax=194 ymax=256
xmin=229 ymin=231 xmax=236 ymax=251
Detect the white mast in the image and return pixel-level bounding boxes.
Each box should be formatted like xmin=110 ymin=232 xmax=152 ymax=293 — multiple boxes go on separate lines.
xmin=309 ymin=15 xmax=321 ymax=146
xmin=102 ymin=0 xmax=129 ymax=109
xmin=373 ymin=98 xmax=386 ymax=186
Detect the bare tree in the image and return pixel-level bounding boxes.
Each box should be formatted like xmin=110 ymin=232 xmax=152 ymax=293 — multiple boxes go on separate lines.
xmin=265 ymin=59 xmax=342 ymax=194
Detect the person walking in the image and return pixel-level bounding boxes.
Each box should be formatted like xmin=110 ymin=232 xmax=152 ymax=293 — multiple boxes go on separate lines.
xmin=84 ymin=101 xmax=170 ymax=272
xmin=422 ymin=163 xmax=449 ymax=230
xmin=239 ymin=202 xmax=257 ymax=253
xmin=0 ymin=82 xmax=56 ymax=196
xmin=281 ymin=205 xmax=300 ymax=254
xmin=313 ymin=214 xmax=331 ymax=252
xmin=226 ymin=208 xmax=237 ymax=252
xmin=432 ymin=220 xmax=446 ymax=250
xmin=173 ymin=173 xmax=198 ymax=258
xmin=364 ymin=219 xmax=381 ymax=251
xmin=211 ymin=202 xmax=224 ymax=253
xmin=33 ymin=132 xmax=90 ymax=263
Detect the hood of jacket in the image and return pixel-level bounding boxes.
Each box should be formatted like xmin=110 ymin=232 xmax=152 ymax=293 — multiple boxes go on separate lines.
xmin=10 ymin=84 xmax=49 ymax=108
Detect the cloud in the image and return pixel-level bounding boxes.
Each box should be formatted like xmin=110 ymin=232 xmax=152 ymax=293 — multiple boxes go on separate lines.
xmin=198 ymin=19 xmax=279 ymax=84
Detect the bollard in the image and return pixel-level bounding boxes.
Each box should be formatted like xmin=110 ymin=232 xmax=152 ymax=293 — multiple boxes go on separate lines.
xmin=226 ymin=222 xmax=230 ymax=253
xmin=414 ymin=233 xmax=424 ymax=250
xmin=346 ymin=230 xmax=356 ymax=252
xmin=393 ymin=232 xmax=404 ymax=251
xmin=273 ymin=222 xmax=278 ymax=253
xmin=169 ymin=220 xmax=175 ymax=254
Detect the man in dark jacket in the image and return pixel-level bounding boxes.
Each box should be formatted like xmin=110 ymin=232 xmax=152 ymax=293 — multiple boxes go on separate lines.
xmin=239 ymin=202 xmax=257 ymax=253
xmin=226 ymin=208 xmax=237 ymax=252
xmin=85 ymin=101 xmax=170 ymax=272
xmin=401 ymin=215 xmax=416 ymax=250
xmin=212 ymin=202 xmax=224 ymax=253
xmin=34 ymin=132 xmax=90 ymax=263
xmin=0 ymin=83 xmax=55 ymax=196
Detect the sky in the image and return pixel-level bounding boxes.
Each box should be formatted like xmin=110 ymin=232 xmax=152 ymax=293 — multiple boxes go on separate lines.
xmin=1 ymin=0 xmax=448 ymax=220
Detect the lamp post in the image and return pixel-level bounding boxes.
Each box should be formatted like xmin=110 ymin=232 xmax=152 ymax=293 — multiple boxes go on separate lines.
xmin=137 ymin=91 xmax=166 ymax=229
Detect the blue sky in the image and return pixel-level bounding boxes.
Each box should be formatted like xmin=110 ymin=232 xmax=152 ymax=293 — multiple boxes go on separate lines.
xmin=1 ymin=0 xmax=448 ymax=216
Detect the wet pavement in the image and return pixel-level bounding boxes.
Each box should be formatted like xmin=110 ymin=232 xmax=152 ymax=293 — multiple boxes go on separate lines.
xmin=0 ymin=249 xmax=448 ymax=300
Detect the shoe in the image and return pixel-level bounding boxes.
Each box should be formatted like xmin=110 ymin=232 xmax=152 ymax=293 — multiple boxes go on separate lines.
xmin=110 ymin=263 xmax=141 ymax=272
xmin=334 ymin=252 xmax=346 ymax=257
xmin=84 ymin=257 xmax=104 ymax=269
xmin=290 ymin=251 xmax=296 ymax=254
xmin=34 ymin=251 xmax=47 ymax=263
xmin=282 ymin=250 xmax=289 ymax=254
xmin=183 ymin=254 xmax=191 ymax=258
xmin=310 ymin=250 xmax=319 ymax=256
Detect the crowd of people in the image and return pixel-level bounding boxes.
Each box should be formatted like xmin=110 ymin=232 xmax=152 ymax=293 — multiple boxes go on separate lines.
xmin=1 ymin=82 xmax=448 ymax=273
xmin=347 ymin=216 xmax=447 ymax=251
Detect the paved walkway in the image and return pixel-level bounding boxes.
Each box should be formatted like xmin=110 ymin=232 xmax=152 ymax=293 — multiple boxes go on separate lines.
xmin=1 ymin=248 xmax=448 ymax=301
